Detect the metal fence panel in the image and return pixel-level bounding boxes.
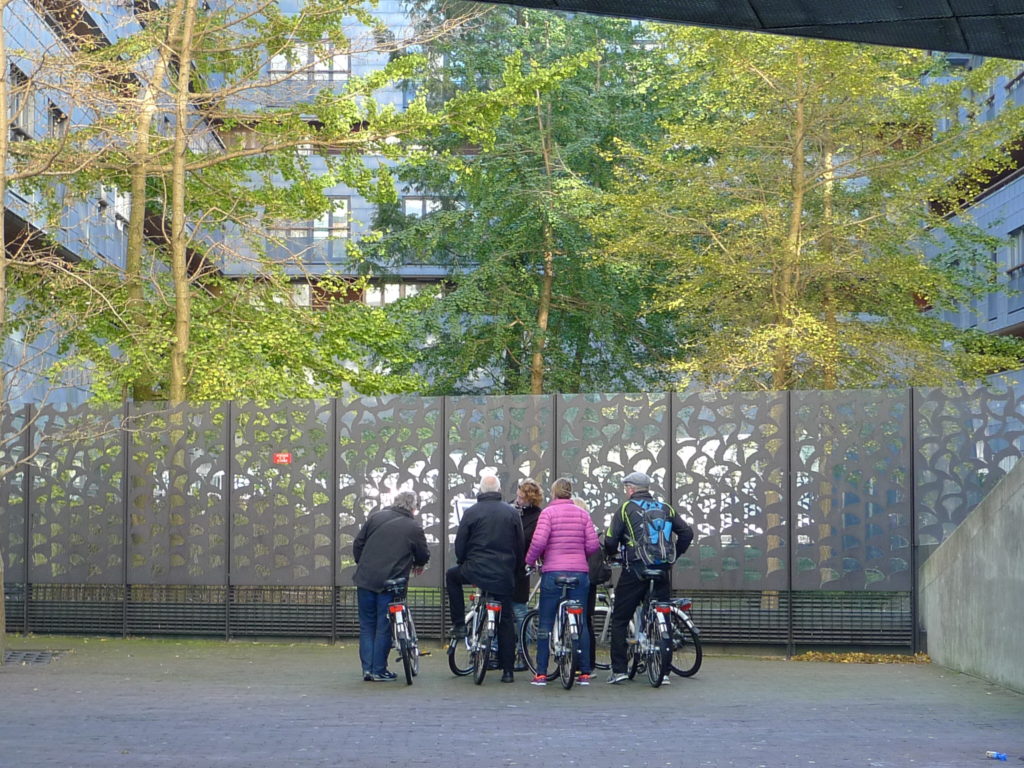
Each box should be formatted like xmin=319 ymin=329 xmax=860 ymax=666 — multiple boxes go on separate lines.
xmin=672 ymin=390 xmax=789 ymax=590
xmin=127 ymin=402 xmax=228 ymax=585
xmin=557 ymin=392 xmax=670 ymax=532
xmin=444 ymin=395 xmax=554 ymax=557
xmin=230 ymin=400 xmax=334 ymax=586
xmin=336 ymin=396 xmax=443 ymax=588
xmin=791 ymin=390 xmax=912 ymax=591
xmin=0 ymin=406 xmax=29 ymax=584
xmin=28 ymin=403 xmax=125 ymax=585
xmin=914 ymin=385 xmax=1024 ymax=555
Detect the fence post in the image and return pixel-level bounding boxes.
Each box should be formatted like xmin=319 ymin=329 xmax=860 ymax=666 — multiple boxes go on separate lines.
xmin=440 ymin=395 xmax=449 ymax=641
xmin=785 ymin=389 xmax=795 ymax=658
xmin=224 ymin=401 xmax=233 ymax=641
xmin=121 ymin=401 xmax=130 ymax=638
xmin=330 ymin=397 xmax=339 ymax=644
xmin=909 ymin=387 xmax=919 ymax=654
xmin=22 ymin=403 xmax=31 ymax=636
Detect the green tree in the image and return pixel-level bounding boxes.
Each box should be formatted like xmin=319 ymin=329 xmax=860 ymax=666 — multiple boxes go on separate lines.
xmin=9 ymin=0 xmax=528 ymax=403
xmin=371 ymin=7 xmax=685 ymax=395
xmin=596 ymin=28 xmax=1024 ymax=390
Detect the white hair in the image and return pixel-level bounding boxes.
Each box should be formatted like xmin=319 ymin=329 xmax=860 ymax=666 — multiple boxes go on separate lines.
xmin=479 ymin=474 xmax=501 ymax=494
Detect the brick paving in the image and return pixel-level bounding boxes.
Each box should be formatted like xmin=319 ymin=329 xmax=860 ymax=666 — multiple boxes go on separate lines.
xmin=1 ymin=635 xmax=1022 ymax=767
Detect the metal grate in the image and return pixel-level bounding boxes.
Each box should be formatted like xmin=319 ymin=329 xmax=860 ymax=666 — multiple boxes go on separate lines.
xmin=3 ymin=650 xmax=67 ymax=665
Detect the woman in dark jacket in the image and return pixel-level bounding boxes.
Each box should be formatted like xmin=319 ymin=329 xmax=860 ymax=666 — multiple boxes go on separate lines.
xmin=511 ymin=479 xmax=544 ymax=640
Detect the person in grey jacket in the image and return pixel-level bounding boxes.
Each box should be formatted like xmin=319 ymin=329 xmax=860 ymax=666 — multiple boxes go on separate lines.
xmin=353 ymin=489 xmax=429 ymax=682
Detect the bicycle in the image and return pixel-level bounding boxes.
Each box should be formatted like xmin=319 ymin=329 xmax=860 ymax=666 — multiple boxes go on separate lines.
xmin=383 ymin=576 xmax=419 ymax=685
xmin=591 ymin=578 xmax=702 ymax=678
xmin=622 ymin=568 xmax=674 ymax=687
xmin=447 ymin=587 xmax=505 ymax=685
xmin=519 ymin=575 xmax=586 ymax=689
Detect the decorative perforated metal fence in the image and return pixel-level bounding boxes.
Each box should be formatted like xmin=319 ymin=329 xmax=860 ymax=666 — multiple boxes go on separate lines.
xmin=3 ymin=386 xmax=1023 ymax=648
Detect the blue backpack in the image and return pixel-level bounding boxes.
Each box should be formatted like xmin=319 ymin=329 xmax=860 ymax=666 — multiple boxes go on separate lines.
xmin=622 ymin=498 xmax=677 ymax=567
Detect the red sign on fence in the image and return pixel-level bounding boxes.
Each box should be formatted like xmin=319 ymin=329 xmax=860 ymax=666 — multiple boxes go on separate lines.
xmin=272 ymin=452 xmax=292 ymax=465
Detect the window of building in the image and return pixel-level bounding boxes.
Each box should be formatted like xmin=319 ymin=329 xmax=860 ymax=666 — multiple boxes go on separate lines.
xmin=402 ymin=197 xmax=441 ymax=218
xmin=312 ymin=197 xmax=349 ymax=239
xmin=270 ymin=197 xmax=349 ymax=242
xmin=99 ymin=184 xmax=131 ymax=233
xmin=8 ymin=65 xmax=32 ymax=141
xmin=1007 ymin=228 xmax=1024 ymax=313
xmin=47 ymin=102 xmax=68 ymax=138
xmin=270 ymin=41 xmax=350 ymax=82
xmin=364 ymin=282 xmax=421 ymax=306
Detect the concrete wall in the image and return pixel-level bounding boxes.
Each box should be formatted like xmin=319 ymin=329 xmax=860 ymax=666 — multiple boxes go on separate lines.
xmin=919 ymin=457 xmax=1024 ymax=694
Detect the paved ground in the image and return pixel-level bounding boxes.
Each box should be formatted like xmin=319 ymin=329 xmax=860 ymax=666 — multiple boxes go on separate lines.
xmin=1 ymin=634 xmax=1022 ymax=768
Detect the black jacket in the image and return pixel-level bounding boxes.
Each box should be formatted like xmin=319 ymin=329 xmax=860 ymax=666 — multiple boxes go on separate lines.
xmin=353 ymin=505 xmax=430 ymax=593
xmin=513 ymin=504 xmax=542 ymax=604
xmin=454 ymin=491 xmax=524 ymax=596
xmin=604 ymin=489 xmax=693 ymax=565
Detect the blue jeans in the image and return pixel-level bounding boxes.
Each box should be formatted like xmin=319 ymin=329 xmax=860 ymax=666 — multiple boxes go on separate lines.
xmin=357 ymin=587 xmax=393 ymax=676
xmin=535 ymin=570 xmax=590 ymax=676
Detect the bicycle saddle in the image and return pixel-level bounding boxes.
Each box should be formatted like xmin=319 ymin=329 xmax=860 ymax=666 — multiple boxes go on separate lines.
xmin=383 ymin=577 xmax=409 ymax=590
xmin=555 ymin=576 xmax=580 ymax=588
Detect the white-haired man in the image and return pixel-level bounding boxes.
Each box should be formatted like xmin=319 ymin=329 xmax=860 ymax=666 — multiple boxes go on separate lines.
xmin=446 ymin=474 xmax=524 ymax=683
xmin=353 ymin=489 xmax=429 ymax=682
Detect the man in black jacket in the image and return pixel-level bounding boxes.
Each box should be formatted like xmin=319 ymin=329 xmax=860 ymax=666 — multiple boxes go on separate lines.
xmin=353 ymin=489 xmax=429 ymax=682
xmin=446 ymin=474 xmax=524 ymax=683
xmin=604 ymin=471 xmax=693 ymax=684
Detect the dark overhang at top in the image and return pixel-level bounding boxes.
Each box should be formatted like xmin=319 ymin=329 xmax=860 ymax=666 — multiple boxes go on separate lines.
xmin=470 ymin=0 xmax=1024 ymax=61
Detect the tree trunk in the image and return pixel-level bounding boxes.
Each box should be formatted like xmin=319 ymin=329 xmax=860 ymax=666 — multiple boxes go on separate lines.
xmin=168 ymin=0 xmax=200 ymax=405
xmin=775 ymin=55 xmax=807 ymax=391
xmin=126 ymin=7 xmax=180 ymax=402
xmin=529 ymin=91 xmax=555 ymax=395
xmin=822 ymin=144 xmax=837 ymax=390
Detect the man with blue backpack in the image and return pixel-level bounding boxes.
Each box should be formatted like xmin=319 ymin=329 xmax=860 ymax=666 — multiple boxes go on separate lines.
xmin=604 ymin=470 xmax=694 ymax=684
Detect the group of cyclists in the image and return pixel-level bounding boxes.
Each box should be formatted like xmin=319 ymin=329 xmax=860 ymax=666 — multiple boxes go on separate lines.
xmin=352 ymin=470 xmax=694 ymax=685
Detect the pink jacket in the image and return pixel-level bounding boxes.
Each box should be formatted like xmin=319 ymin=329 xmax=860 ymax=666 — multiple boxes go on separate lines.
xmin=526 ymin=498 xmax=600 ymax=573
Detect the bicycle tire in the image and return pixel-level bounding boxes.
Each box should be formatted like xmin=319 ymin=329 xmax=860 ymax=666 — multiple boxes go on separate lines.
xmin=400 ymin=637 xmax=414 ymax=685
xmin=557 ymin=613 xmax=578 ymax=690
xmin=519 ymin=609 xmax=540 ymax=676
xmin=448 ymin=609 xmax=475 ymax=676
xmin=626 ymin=617 xmax=641 ymax=680
xmin=669 ymin=609 xmax=702 ymax=677
xmin=407 ymin=612 xmax=420 ymax=678
xmin=591 ymin=606 xmax=611 ymax=670
xmin=473 ymin=625 xmax=491 ymax=685
xmin=646 ymin=635 xmax=671 ymax=688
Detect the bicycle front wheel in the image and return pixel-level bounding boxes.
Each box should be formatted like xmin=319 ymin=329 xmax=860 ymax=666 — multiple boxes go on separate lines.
xmin=626 ymin=618 xmax=641 ymax=680
xmin=519 ymin=609 xmax=540 ymax=676
xmin=557 ymin=613 xmax=578 ymax=690
xmin=669 ymin=609 xmax=702 ymax=677
xmin=591 ymin=606 xmax=611 ymax=670
xmin=448 ymin=609 xmax=475 ymax=676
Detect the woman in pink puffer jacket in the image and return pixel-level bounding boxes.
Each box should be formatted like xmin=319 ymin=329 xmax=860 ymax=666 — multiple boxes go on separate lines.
xmin=525 ymin=477 xmax=600 ymax=686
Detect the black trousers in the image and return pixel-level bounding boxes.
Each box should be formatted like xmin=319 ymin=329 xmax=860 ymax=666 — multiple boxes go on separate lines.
xmin=609 ymin=565 xmax=671 ymax=674
xmin=446 ymin=565 xmax=516 ymax=674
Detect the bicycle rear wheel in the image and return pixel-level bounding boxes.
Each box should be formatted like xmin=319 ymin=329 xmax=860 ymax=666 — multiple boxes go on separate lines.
xmin=557 ymin=613 xmax=578 ymax=690
xmin=591 ymin=606 xmax=611 ymax=670
xmin=669 ymin=609 xmax=702 ymax=677
xmin=406 ymin=612 xmax=420 ymax=678
xmin=646 ymin=636 xmax=671 ymax=688
xmin=473 ymin=627 xmax=492 ymax=685
xmin=448 ymin=609 xmax=475 ymax=676
xmin=400 ymin=638 xmax=414 ymax=685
